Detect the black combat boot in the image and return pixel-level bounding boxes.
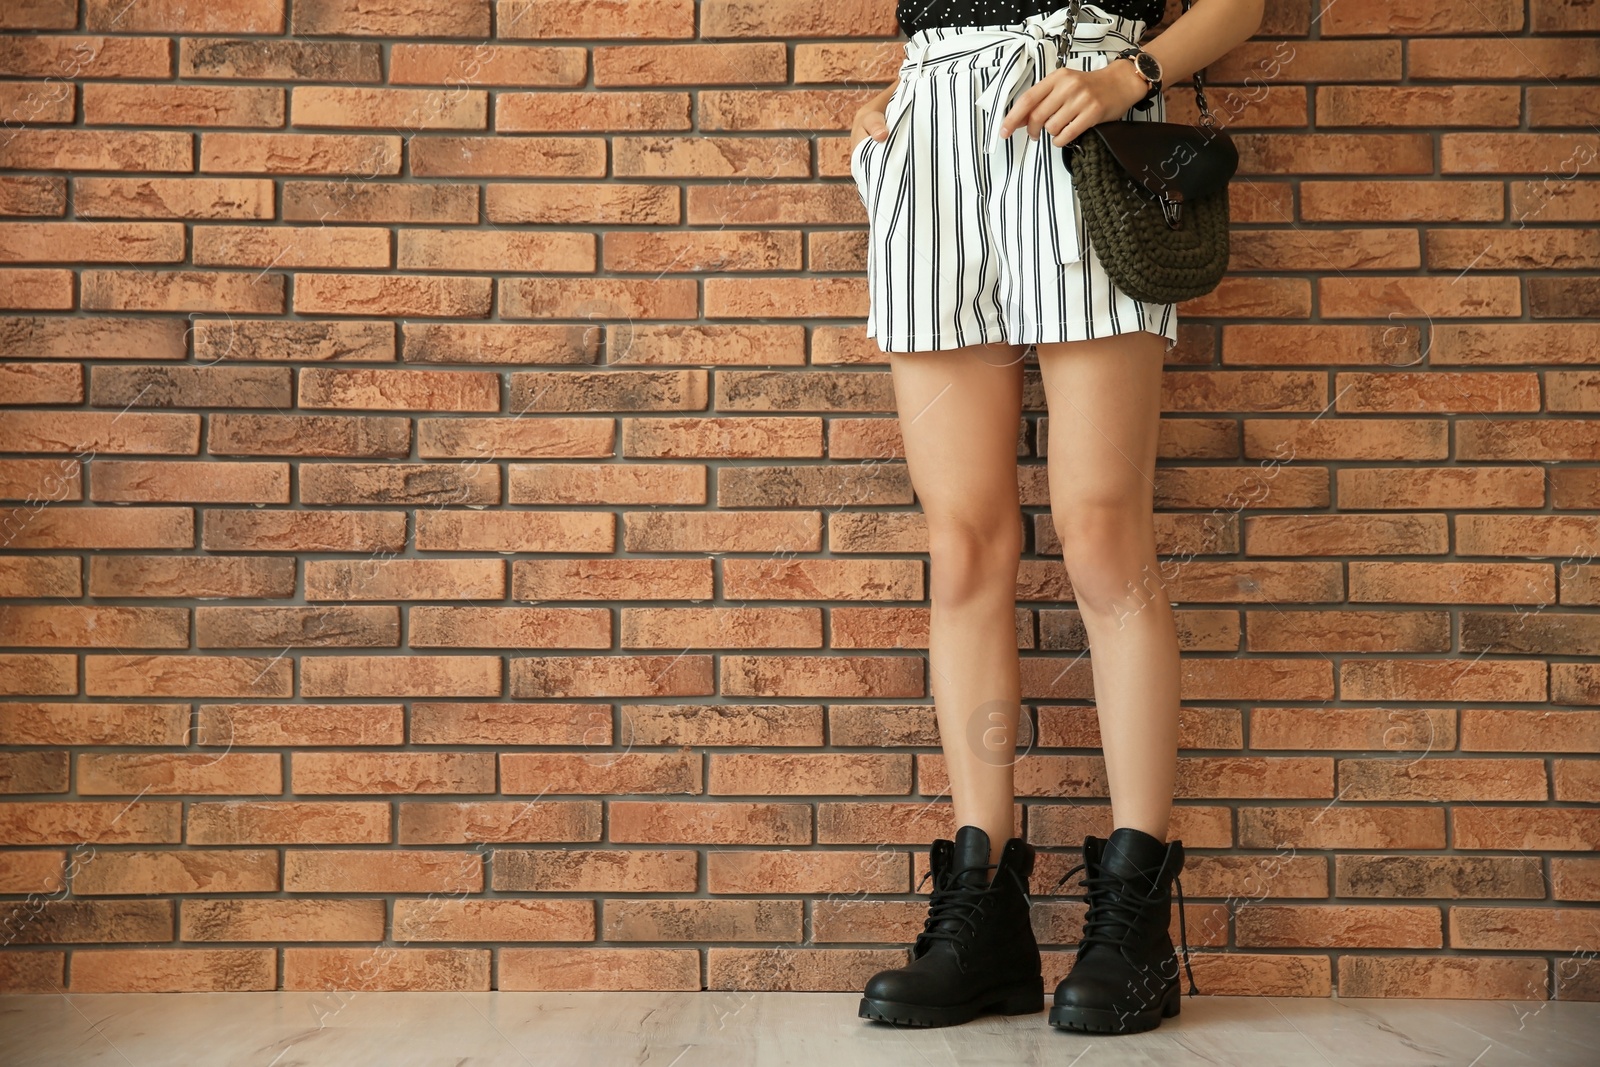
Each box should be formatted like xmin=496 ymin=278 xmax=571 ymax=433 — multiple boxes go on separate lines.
xmin=858 ymin=824 xmax=1044 ymax=1027
xmin=1047 ymin=826 xmax=1199 ymax=1034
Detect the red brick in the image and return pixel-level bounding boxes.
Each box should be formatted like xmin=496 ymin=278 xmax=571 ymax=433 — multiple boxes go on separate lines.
xmin=181 ymin=898 xmax=383 ymax=941
xmin=72 ymin=849 xmax=279 ymax=895
xmin=394 ymin=898 xmax=594 ymax=942
xmin=292 ymin=751 xmax=494 ymax=793
xmin=0 ymin=270 xmax=71 ymax=309
xmin=496 ymin=89 xmax=691 ymax=131
xmin=0 ymin=500 xmax=192 ymax=550
xmin=85 ymin=0 xmax=284 ymax=33
xmin=295 ymin=273 xmax=491 ymax=318
xmin=485 ymin=183 xmax=679 ymax=225
xmin=405 ymin=324 xmax=597 ymax=365
xmin=1 ymin=1 xmax=76 ymax=30
xmin=1 ymin=799 xmax=177 ymax=845
xmin=0 ymin=607 xmax=187 ymax=652
xmin=1462 ymin=709 xmax=1600 ymax=752
xmin=410 ymin=136 xmax=604 ymax=178
xmin=609 ymin=801 xmax=811 ymax=845
xmin=283 ymin=947 xmax=489 ymax=991
xmin=0 ymin=412 xmax=198 ymax=454
xmin=82 ymin=84 xmax=283 ymax=126
xmin=397 ymin=230 xmax=593 ymax=273
xmin=305 ymin=559 xmax=503 ymax=602
xmin=87 ymin=556 xmax=293 ymax=600
xmin=1338 ymin=955 xmax=1547 ymax=999
xmin=0 ymin=220 xmax=184 ymax=262
xmin=0 ymin=315 xmax=189 ymax=359
xmin=0 ymin=80 xmax=73 ymax=124
xmin=501 ymin=277 xmax=697 ymax=320
xmin=1340 ymin=658 xmax=1545 ymax=702
xmin=81 ymin=269 xmax=284 ymax=314
xmin=197 ymin=322 xmax=396 ymax=364
xmin=296 ymin=461 xmax=498 ymax=505
xmin=416 ymin=512 xmax=612 ymax=553
xmin=0 ymin=751 xmax=69 ymax=793
xmin=282 ymin=179 xmax=477 ymax=222
xmin=0 ymin=130 xmax=192 ymax=172
xmin=498 ymin=0 xmax=696 ymax=39
xmin=1451 ymin=907 xmax=1600 ymax=951
xmin=284 ymin=849 xmax=481 ymax=893
xmin=412 ymin=702 xmax=608 ymax=746
xmin=0 ymin=703 xmax=187 ymax=746
xmin=300 ymin=655 xmax=501 ymax=699
xmin=396 ymin=800 xmax=600 ymax=845
xmin=197 ymin=703 xmax=403 ymax=746
xmin=389 ymin=43 xmax=587 ymax=86
xmin=192 ymin=226 xmax=389 ymax=269
xmin=201 ymin=132 xmax=400 ymax=175
xmin=292 ymin=86 xmax=487 ymax=129
xmin=90 ymin=460 xmax=288 ymax=503
xmin=89 ymin=364 xmax=290 ymax=409
xmin=510 ymin=655 xmax=713 ymax=699
xmin=85 ymin=653 xmax=290 ymax=698
xmin=291 ymin=0 xmax=490 ymax=37
xmin=179 ymin=37 xmax=383 ymax=81
xmin=0 ymin=36 xmax=173 ymax=79
xmin=500 ymin=948 xmax=698 ymax=991
xmin=1238 ymin=904 xmax=1442 ymax=948
xmin=0 ymin=176 xmax=67 ymax=216
xmin=598 ymin=42 xmax=787 ymax=86
xmin=200 ymin=509 xmax=405 ymax=554
xmin=0 ymin=453 xmax=83 ymax=497
xmin=71 ymin=178 xmax=269 ymax=220
xmin=77 ymin=753 xmax=282 ymax=795
xmin=70 ymin=949 xmax=275 ymax=992
xmin=187 ymin=801 xmax=390 ymax=845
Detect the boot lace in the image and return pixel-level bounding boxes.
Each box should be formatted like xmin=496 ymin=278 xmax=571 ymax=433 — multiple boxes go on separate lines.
xmin=912 ymin=860 xmax=1013 ymax=970
xmin=1054 ymin=861 xmax=1199 ymax=997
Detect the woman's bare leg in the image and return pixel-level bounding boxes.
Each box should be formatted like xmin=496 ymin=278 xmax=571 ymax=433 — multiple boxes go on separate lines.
xmin=889 ymin=341 xmax=1027 ymax=866
xmin=1033 ymin=330 xmax=1179 ymax=841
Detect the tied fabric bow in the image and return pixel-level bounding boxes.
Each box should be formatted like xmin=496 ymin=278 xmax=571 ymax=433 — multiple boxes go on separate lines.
xmin=972 ymin=6 xmax=1115 ymax=152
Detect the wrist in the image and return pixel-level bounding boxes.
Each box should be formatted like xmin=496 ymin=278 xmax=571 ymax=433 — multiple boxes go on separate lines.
xmin=1108 ymin=56 xmax=1153 ymax=112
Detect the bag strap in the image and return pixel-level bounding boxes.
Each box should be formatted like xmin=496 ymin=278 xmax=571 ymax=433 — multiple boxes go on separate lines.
xmin=1064 ymin=0 xmax=1217 ymax=128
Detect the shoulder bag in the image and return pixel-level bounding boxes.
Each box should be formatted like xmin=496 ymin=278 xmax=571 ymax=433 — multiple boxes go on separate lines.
xmin=1059 ymin=0 xmax=1239 ymax=305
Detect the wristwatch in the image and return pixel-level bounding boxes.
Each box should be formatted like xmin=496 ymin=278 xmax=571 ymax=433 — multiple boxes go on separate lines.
xmin=1115 ymin=45 xmax=1163 ymax=112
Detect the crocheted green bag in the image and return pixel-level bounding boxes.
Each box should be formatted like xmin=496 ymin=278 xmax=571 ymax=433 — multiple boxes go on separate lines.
xmin=1060 ymin=0 xmax=1238 ymax=305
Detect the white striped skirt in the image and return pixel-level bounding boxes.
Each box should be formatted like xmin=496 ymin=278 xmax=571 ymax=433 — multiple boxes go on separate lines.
xmin=850 ymin=4 xmax=1180 ymax=354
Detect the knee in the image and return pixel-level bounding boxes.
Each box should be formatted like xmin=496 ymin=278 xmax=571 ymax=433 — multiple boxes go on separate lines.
xmin=1052 ymin=500 xmax=1153 ymax=613
xmin=926 ymin=521 xmax=1022 ymax=608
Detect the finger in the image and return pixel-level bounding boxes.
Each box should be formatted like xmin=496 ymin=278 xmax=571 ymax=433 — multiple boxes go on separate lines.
xmin=998 ymin=82 xmax=1042 ymax=139
xmin=1025 ymin=79 xmax=1077 ymax=139
xmin=1048 ymin=111 xmax=1094 ymax=148
xmin=1028 ymin=91 xmax=1072 ymax=140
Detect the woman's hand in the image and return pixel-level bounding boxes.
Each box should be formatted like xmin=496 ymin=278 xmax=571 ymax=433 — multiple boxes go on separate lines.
xmin=997 ymin=58 xmax=1152 ymax=146
xmin=850 ymin=104 xmax=891 ymax=153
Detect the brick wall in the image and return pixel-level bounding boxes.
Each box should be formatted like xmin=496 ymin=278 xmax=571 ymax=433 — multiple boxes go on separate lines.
xmin=1 ymin=0 xmax=1598 ymax=999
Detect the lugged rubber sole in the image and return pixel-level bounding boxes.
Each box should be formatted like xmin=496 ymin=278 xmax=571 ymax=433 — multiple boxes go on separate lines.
xmin=1048 ymin=982 xmax=1181 ymax=1034
xmin=858 ymin=975 xmax=1044 ymax=1028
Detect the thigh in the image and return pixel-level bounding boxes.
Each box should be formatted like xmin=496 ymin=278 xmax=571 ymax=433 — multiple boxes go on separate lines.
xmin=1034 ymin=331 xmax=1166 ymax=516
xmin=890 ymin=342 xmax=1027 ymax=534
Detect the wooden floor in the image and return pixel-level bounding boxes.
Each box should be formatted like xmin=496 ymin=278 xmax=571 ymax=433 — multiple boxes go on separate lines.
xmin=4 ymin=990 xmax=1598 ymax=1065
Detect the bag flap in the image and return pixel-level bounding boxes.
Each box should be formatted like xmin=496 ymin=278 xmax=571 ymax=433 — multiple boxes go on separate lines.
xmin=1087 ymin=120 xmax=1239 ymax=201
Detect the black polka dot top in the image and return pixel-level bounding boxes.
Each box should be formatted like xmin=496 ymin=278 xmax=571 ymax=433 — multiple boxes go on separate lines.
xmin=897 ymin=0 xmax=1167 ymax=35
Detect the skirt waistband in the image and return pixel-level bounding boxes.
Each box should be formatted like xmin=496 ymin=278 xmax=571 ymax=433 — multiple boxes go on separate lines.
xmin=900 ymin=4 xmax=1146 ymax=149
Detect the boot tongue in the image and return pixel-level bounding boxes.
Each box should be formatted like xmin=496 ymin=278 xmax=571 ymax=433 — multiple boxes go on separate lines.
xmin=1099 ymin=826 xmax=1169 ymax=889
xmin=949 ymin=824 xmax=995 ymax=889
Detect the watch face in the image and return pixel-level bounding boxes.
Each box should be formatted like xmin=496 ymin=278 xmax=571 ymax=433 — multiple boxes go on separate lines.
xmin=1135 ymin=52 xmax=1162 ymax=82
